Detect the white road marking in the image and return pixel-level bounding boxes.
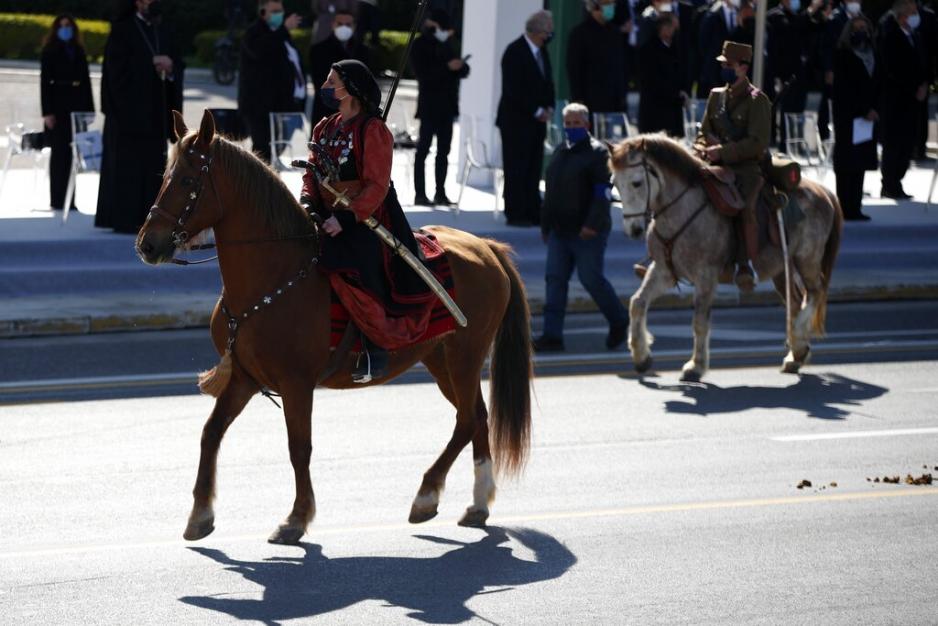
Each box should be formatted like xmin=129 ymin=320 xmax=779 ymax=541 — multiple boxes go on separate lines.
xmin=772 ymin=427 xmax=938 ymax=442
xmin=2 ymin=488 xmax=935 ymax=560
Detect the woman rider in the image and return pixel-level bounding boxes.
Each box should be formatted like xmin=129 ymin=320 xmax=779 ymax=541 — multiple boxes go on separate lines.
xmin=300 ymin=59 xmax=430 ymax=383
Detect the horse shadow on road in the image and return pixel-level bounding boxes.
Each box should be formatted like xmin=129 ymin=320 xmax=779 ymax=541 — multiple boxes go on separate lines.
xmin=179 ymin=526 xmax=576 ymax=625
xmin=638 ymin=372 xmax=888 ymax=420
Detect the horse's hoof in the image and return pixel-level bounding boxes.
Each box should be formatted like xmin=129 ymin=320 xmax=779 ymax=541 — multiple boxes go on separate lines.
xmin=458 ymin=508 xmax=489 ymax=528
xmin=408 ymin=506 xmax=439 ymax=524
xmin=267 ymin=524 xmax=305 ymax=545
xmin=680 ymin=369 xmax=702 ymax=383
xmin=781 ymin=360 xmax=801 ymax=374
xmin=183 ymin=518 xmax=215 ymax=541
xmin=634 ymin=356 xmax=653 ymax=374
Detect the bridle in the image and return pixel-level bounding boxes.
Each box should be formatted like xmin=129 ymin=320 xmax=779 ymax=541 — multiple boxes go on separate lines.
xmin=147 ymin=142 xmax=220 ymax=265
xmin=617 ymin=142 xmax=709 ymax=283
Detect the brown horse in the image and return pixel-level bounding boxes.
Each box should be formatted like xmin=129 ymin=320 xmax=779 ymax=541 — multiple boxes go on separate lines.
xmin=136 ymin=110 xmax=532 ymax=545
xmin=610 ymin=134 xmax=842 ymax=380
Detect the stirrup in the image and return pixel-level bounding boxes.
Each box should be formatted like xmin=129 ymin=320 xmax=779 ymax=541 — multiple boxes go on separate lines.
xmin=734 ymin=264 xmax=755 ymax=293
xmin=352 ymin=348 xmax=375 ymax=384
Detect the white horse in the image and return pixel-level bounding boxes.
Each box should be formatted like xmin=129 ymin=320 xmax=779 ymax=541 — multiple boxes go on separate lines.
xmin=609 ymin=134 xmax=843 ymax=380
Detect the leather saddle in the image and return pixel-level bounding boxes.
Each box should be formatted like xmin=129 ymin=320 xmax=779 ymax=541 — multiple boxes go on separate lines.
xmin=700 ymin=166 xmax=745 ymax=217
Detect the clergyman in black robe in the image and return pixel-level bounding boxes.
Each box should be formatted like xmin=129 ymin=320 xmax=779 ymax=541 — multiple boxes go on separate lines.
xmin=95 ymin=0 xmax=184 ymax=234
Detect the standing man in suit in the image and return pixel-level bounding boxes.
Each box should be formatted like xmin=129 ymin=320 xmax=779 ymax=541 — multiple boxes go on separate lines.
xmin=411 ymin=9 xmax=469 ymax=206
xmin=308 ymin=8 xmax=372 ymax=129
xmin=698 ymin=0 xmax=738 ymax=96
xmin=567 ymin=0 xmax=627 ymax=116
xmin=639 ymin=11 xmax=687 ymax=136
xmin=767 ymin=0 xmax=810 ymax=147
xmin=238 ymin=0 xmax=305 ymax=164
xmin=496 ymin=10 xmax=556 ymax=227
xmin=877 ymin=0 xmax=928 ymax=199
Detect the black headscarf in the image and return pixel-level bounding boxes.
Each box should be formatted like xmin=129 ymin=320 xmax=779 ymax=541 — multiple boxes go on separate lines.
xmin=331 ymin=59 xmax=383 ymax=117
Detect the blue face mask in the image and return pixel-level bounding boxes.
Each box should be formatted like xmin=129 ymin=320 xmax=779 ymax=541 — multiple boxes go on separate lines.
xmin=544 ymin=31 xmax=555 ymax=45
xmin=721 ymin=66 xmax=738 ymax=83
xmin=267 ymin=11 xmax=285 ymax=29
xmin=564 ymin=127 xmax=589 ymax=144
xmin=57 ymin=26 xmax=74 ymax=42
xmin=601 ymin=3 xmax=617 ymax=21
xmin=788 ymin=0 xmax=801 ymax=11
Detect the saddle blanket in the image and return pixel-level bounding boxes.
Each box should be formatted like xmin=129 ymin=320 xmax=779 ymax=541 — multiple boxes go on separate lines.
xmin=329 ymin=231 xmax=457 ymax=350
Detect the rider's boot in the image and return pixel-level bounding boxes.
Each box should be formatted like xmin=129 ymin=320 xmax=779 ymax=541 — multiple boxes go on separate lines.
xmin=633 ymin=257 xmax=650 ymax=280
xmin=352 ymin=336 xmax=388 ymax=384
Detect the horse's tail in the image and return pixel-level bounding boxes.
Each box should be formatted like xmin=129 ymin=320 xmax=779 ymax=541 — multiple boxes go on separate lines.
xmin=813 ymin=186 xmax=843 ymax=337
xmin=486 ymin=240 xmax=532 ymax=477
xmin=198 ymin=350 xmax=233 ymax=397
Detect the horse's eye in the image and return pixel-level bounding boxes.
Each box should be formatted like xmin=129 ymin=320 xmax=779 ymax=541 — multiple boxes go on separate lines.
xmin=631 ymin=181 xmax=642 ymax=189
xmin=181 ymin=176 xmax=195 ymax=186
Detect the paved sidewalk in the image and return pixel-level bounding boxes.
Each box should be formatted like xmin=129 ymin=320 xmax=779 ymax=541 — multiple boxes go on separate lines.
xmin=1 ymin=158 xmax=937 ymax=338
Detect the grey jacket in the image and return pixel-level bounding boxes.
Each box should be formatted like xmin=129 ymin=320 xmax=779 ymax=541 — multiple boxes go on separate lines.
xmin=541 ymin=136 xmax=612 ymax=237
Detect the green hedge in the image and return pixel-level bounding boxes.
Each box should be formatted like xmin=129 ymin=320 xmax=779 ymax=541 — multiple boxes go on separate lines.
xmin=193 ymin=28 xmax=413 ymax=77
xmin=0 ymin=13 xmax=109 ymax=62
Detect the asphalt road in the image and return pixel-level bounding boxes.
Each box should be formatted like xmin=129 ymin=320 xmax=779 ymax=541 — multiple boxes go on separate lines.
xmin=0 ymin=301 xmax=936 ymax=404
xmin=1 ymin=360 xmax=937 ymax=624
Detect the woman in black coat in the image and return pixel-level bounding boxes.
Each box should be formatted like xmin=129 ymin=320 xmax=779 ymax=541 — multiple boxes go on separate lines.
xmin=40 ymin=14 xmax=94 ymax=211
xmin=638 ymin=13 xmax=686 ymax=138
xmin=832 ymin=15 xmax=879 ymax=221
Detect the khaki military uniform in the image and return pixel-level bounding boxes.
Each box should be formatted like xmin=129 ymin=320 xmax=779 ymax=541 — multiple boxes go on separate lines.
xmin=694 ymin=78 xmax=771 ymax=269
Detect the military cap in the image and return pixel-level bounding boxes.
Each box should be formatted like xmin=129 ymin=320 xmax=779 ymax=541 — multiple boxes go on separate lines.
xmin=716 ymin=41 xmax=753 ymax=64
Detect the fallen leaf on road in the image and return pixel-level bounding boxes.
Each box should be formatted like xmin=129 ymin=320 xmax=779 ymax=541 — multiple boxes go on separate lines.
xmin=796 ymin=479 xmax=812 ymax=489
xmin=904 ymin=474 xmax=933 ymax=486
xmin=882 ymin=476 xmax=901 ymax=484
xmin=830 ymin=482 xmax=838 ymax=488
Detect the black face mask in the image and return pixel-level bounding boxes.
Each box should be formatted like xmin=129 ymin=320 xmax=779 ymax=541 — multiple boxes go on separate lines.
xmin=850 ymin=31 xmax=870 ymax=47
xmin=144 ymin=0 xmax=162 ymax=20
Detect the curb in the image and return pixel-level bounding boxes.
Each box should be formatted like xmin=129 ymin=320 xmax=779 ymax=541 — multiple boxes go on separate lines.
xmin=2 ymin=283 xmax=937 ymax=339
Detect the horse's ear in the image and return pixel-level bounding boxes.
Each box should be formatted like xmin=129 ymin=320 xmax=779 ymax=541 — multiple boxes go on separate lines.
xmin=196 ymin=109 xmax=216 ymax=147
xmin=603 ymin=140 xmax=616 ymax=155
xmin=171 ymin=110 xmax=187 ymax=141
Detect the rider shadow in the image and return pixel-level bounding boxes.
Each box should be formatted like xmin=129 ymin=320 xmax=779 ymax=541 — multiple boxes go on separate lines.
xmin=179 ymin=526 xmax=576 ymax=625
xmin=638 ymin=373 xmax=888 ymax=420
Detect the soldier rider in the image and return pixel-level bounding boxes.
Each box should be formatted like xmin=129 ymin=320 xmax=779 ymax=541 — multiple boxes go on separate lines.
xmin=693 ymin=41 xmax=771 ymax=292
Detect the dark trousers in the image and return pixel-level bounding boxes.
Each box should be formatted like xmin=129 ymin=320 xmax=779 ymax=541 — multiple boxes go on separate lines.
xmin=881 ymin=108 xmax=916 ymax=193
xmin=835 ymin=166 xmax=866 ymax=218
xmin=817 ymin=83 xmax=832 ymax=141
xmin=244 ymin=112 xmax=272 ymax=164
xmin=542 ymin=231 xmax=628 ymax=339
xmin=45 ymin=115 xmax=75 ymax=210
xmin=414 ymin=115 xmax=454 ymax=199
xmin=499 ymin=121 xmax=545 ymax=224
xmin=914 ymin=97 xmax=929 ymax=159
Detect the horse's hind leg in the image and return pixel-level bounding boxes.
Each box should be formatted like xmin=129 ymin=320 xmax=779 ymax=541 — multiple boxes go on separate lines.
xmin=269 ymin=384 xmax=316 ymax=545
xmin=184 ymin=377 xmax=255 ymax=541
xmin=781 ymin=261 xmax=822 ymax=374
xmin=460 ymin=393 xmax=495 ymax=528
xmin=629 ymin=261 xmax=673 ymax=373
xmin=681 ymin=274 xmax=717 ymax=382
xmin=411 ymin=345 xmax=483 ymax=524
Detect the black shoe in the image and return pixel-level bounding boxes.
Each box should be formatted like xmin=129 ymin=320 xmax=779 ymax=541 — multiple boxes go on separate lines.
xmin=532 ymin=335 xmax=565 ymax=353
xmin=433 ymin=193 xmax=455 ymax=207
xmin=844 ymin=212 xmax=871 ymax=221
xmin=881 ymin=187 xmax=912 ymax=200
xmin=352 ymin=342 xmax=388 ymax=384
xmin=414 ymin=195 xmax=433 ymax=207
xmin=605 ymin=322 xmax=628 ymax=350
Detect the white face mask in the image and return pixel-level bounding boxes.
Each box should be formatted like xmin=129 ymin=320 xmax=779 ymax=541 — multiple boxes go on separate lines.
xmin=907 ymin=12 xmax=921 ymax=29
xmin=334 ymin=24 xmax=354 ymax=42
xmin=727 ymin=0 xmax=741 ymax=9
xmin=434 ymin=28 xmax=451 ymax=43
xmin=845 ymin=2 xmax=861 ymax=16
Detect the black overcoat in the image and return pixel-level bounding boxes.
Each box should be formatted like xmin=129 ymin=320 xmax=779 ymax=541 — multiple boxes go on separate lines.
xmin=832 ymin=47 xmax=880 ymax=171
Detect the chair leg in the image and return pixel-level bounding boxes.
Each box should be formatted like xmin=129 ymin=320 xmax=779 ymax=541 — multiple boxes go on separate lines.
xmin=456 ymin=159 xmax=472 ymax=208
xmin=0 ymin=145 xmax=14 ymax=200
xmin=927 ymin=167 xmax=937 ymax=211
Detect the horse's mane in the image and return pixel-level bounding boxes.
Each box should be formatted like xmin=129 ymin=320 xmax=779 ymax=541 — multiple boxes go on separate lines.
xmin=174 ymin=133 xmax=313 ymax=240
xmin=609 ymin=133 xmax=705 ymax=184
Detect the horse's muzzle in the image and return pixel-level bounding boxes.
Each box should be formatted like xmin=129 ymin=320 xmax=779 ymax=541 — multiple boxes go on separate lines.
xmin=136 ymin=230 xmax=175 ymax=265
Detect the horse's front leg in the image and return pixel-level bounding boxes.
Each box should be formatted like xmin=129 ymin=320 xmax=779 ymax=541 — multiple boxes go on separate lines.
xmin=269 ymin=385 xmax=316 ymax=545
xmin=629 ymin=261 xmax=673 ymax=373
xmin=184 ymin=377 xmax=256 ymax=541
xmin=681 ymin=272 xmax=717 ymax=382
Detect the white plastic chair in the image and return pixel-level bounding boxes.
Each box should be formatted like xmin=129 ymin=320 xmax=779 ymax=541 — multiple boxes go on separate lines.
xmin=783 ymin=112 xmax=826 ymax=174
xmin=926 ymin=112 xmax=937 ymax=211
xmin=387 ymin=104 xmax=418 ymax=200
xmin=62 ymin=111 xmax=101 ymax=224
xmin=269 ymin=111 xmax=309 ymax=171
xmin=0 ymin=122 xmax=50 ymax=210
xmin=456 ymin=115 xmax=502 ymax=219
xmin=683 ymin=98 xmax=705 ymax=146
xmin=591 ymin=112 xmax=634 ymax=143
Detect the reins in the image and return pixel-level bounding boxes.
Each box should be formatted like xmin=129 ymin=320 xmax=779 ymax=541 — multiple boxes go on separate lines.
xmin=619 ymin=142 xmax=709 ymax=282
